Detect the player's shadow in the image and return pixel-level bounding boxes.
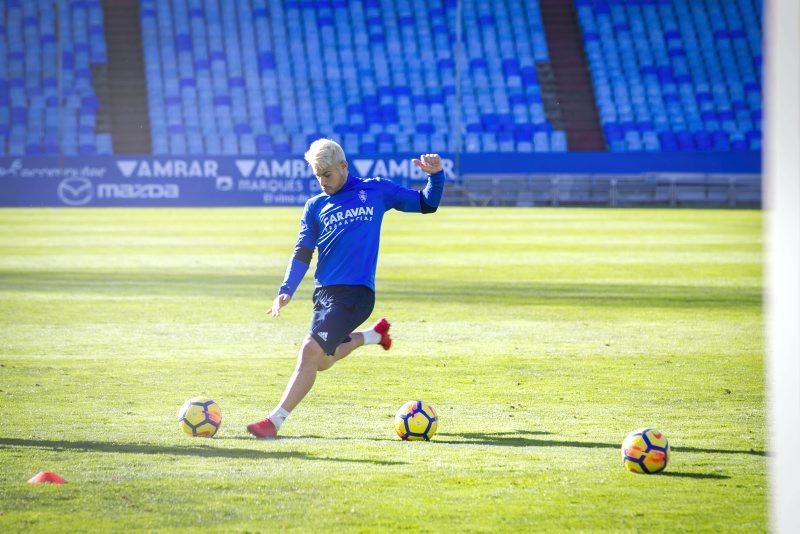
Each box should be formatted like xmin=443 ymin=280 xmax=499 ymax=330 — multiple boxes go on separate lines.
xmin=253 ymin=431 xmax=549 ymax=444
xmin=234 ymin=435 xmax=399 ymax=444
xmin=435 ymin=430 xmax=553 ymax=447
xmin=0 ymin=437 xmax=404 ymax=466
xmin=436 ymin=432 xmax=766 ymax=457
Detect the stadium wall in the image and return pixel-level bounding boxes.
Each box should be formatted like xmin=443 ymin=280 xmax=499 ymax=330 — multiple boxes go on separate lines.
xmin=0 ymin=152 xmax=761 ymax=207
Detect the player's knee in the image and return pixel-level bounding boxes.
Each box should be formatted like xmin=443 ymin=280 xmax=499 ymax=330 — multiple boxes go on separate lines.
xmin=299 ymin=337 xmax=327 ymax=370
xmin=317 ymin=355 xmax=335 ymax=372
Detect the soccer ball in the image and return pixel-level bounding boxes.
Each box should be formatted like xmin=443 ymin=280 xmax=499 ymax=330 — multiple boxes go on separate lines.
xmin=621 ymin=428 xmax=670 ymax=474
xmin=394 ymin=400 xmax=438 ymax=441
xmin=177 ymin=397 xmax=222 ymax=437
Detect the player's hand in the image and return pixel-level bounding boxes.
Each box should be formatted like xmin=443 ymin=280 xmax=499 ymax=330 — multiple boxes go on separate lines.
xmin=271 ymin=294 xmax=291 ymax=317
xmin=412 ymin=153 xmax=443 ymax=175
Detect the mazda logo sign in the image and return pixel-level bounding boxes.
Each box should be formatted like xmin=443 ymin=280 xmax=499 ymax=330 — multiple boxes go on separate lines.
xmin=57 ymin=177 xmax=93 ymax=206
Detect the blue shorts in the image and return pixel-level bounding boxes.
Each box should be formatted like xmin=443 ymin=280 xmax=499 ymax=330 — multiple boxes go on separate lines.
xmin=310 ymin=285 xmax=375 ymax=355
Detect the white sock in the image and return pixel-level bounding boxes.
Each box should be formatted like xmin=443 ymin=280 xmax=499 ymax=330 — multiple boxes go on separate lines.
xmin=361 ymin=328 xmax=381 ymax=345
xmin=268 ymin=407 xmax=290 ymax=430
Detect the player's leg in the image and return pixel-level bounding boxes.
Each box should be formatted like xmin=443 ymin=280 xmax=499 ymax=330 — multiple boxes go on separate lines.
xmin=326 ymin=286 xmax=391 ymax=365
xmin=278 ymin=335 xmax=329 ymax=410
xmin=328 ymin=318 xmax=392 ymax=364
xmin=247 ymin=286 xmax=383 ymax=439
xmin=328 ymin=332 xmax=365 ymax=363
xmin=246 ymin=336 xmax=328 ymax=439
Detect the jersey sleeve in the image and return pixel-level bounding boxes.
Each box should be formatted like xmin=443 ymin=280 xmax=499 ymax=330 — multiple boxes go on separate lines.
xmin=296 ymin=199 xmax=319 ymax=250
xmin=377 ymin=177 xmax=423 ymax=213
xmin=277 ymin=199 xmax=319 ymax=296
xmin=377 ymin=171 xmax=445 ymax=213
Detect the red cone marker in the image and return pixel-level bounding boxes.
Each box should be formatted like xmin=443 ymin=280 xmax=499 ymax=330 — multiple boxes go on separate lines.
xmin=28 ymin=471 xmax=65 ymax=484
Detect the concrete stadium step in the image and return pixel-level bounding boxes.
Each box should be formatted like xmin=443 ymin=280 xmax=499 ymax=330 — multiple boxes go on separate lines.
xmin=539 ymin=0 xmax=605 ymax=151
xmin=101 ymin=0 xmax=151 ymax=154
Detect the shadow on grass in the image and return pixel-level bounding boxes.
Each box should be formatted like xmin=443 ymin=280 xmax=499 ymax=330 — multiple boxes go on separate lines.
xmin=660 ymin=471 xmax=730 ymax=480
xmin=436 ymin=432 xmax=766 ymax=457
xmin=0 ymin=437 xmax=404 ymax=465
xmin=225 ymin=435 xmax=398 ymax=444
xmin=674 ymin=445 xmax=766 ymax=457
xmin=262 ymin=430 xmax=765 ymax=460
xmin=250 ymin=430 xmax=553 ymax=445
xmin=0 ymin=271 xmax=761 ymax=311
xmin=381 ymin=280 xmax=761 ymax=311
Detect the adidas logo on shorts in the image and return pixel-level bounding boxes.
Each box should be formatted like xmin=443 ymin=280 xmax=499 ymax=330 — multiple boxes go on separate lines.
xmin=318 ymin=331 xmax=328 ymax=340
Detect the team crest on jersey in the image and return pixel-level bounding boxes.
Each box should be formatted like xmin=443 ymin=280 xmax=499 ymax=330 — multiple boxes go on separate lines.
xmin=358 ymin=190 xmax=367 ymax=203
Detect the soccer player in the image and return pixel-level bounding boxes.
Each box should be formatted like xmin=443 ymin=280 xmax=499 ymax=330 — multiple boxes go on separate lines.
xmin=247 ymin=139 xmax=445 ymax=439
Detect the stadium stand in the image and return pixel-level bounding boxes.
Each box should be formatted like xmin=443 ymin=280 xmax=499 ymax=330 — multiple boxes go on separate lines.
xmin=0 ymin=0 xmax=111 ymax=156
xmin=139 ymin=0 xmax=566 ymax=156
xmin=575 ymin=0 xmax=762 ymax=152
xmin=1 ymin=0 xmax=763 ymax=157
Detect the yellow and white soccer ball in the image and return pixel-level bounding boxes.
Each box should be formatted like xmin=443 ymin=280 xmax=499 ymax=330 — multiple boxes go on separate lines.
xmin=621 ymin=428 xmax=670 ymax=474
xmin=394 ymin=400 xmax=438 ymax=441
xmin=177 ymin=397 xmax=222 ymax=437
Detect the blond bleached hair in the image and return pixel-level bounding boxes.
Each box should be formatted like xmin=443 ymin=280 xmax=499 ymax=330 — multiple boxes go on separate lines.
xmin=304 ymin=138 xmax=346 ymax=174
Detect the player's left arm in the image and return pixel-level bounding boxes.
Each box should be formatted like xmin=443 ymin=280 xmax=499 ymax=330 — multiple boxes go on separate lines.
xmin=389 ymin=154 xmax=446 ymax=213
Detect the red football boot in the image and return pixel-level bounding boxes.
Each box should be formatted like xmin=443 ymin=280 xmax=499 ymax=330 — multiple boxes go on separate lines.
xmin=246 ymin=418 xmax=278 ymax=439
xmin=372 ymin=317 xmax=392 ymax=350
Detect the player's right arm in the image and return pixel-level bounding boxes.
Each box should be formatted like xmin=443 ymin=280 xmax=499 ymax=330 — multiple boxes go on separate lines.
xmin=272 ymin=200 xmax=319 ymax=317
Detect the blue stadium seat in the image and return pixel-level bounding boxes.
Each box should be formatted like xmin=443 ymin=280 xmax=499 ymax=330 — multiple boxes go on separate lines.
xmin=551 ymin=131 xmax=568 ymax=152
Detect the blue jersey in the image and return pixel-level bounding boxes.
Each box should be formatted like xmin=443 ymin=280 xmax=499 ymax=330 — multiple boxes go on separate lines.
xmin=278 ymin=171 xmax=444 ymax=295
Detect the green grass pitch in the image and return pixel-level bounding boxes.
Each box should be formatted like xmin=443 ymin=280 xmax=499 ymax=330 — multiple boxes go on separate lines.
xmin=0 ymin=207 xmax=764 ymax=531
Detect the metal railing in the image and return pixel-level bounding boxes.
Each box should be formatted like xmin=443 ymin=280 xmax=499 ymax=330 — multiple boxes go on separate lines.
xmin=444 ymin=173 xmax=762 ymax=207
